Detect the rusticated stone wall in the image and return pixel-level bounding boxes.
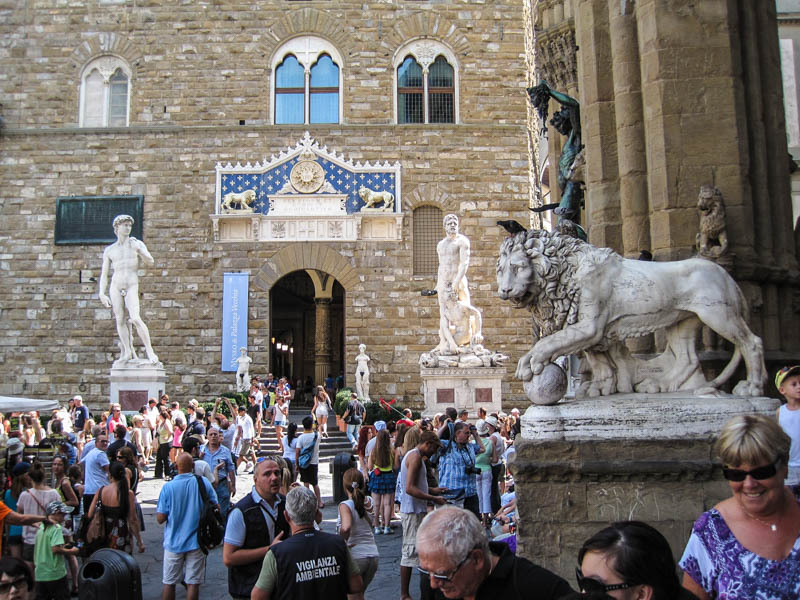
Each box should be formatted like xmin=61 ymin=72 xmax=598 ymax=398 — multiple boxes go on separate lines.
xmin=0 ymin=2 xmax=532 ymax=408
xmin=510 ymin=437 xmax=731 ymax=582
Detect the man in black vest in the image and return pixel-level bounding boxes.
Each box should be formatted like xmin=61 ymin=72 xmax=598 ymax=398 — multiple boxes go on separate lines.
xmin=222 ymin=457 xmax=291 ymax=600
xmin=251 ymin=486 xmax=364 ymax=600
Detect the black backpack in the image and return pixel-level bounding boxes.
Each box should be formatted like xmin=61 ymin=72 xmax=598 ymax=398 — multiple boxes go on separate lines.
xmin=194 ymin=475 xmax=224 ymax=554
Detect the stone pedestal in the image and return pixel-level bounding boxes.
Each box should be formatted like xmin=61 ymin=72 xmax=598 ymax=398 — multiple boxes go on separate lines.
xmin=510 ymin=394 xmax=779 ymax=582
xmin=420 ymin=367 xmax=505 ymax=418
xmin=110 ymin=362 xmax=168 ymax=411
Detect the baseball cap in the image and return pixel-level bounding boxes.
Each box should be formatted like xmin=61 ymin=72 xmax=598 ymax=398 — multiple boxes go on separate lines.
xmin=484 ymin=416 xmax=499 ymax=430
xmin=11 ymin=462 xmax=31 ymax=477
xmin=72 ymin=395 xmax=82 ymax=402
xmin=775 ymin=366 xmax=800 ymax=390
xmin=6 ymin=438 xmax=23 ymax=456
xmin=374 ymin=420 xmax=386 ymax=432
xmin=45 ymin=500 xmax=74 ymax=516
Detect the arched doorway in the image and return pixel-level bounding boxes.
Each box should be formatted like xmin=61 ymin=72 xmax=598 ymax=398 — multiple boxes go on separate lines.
xmin=269 ymin=269 xmax=345 ymax=400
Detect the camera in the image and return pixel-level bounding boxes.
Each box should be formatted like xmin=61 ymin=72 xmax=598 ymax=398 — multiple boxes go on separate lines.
xmin=464 ymin=465 xmax=481 ymax=476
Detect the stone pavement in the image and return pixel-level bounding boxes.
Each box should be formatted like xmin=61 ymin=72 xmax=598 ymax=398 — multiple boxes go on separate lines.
xmin=131 ymin=460 xmax=421 ymax=600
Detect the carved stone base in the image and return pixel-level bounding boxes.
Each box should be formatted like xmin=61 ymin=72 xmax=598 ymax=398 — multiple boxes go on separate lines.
xmin=521 ymin=393 xmax=779 ymax=440
xmin=510 ymin=395 xmax=779 ymax=582
xmin=110 ymin=363 xmax=168 ymax=411
xmin=420 ymin=367 xmax=505 ymax=418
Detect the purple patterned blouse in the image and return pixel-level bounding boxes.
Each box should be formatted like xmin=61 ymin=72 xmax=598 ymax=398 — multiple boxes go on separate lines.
xmin=679 ymin=490 xmax=800 ymax=599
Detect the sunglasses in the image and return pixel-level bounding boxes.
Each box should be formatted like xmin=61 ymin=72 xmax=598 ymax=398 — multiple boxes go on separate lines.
xmin=0 ymin=577 xmax=29 ymax=593
xmin=722 ymin=461 xmax=779 ymax=482
xmin=575 ymin=568 xmax=633 ymax=595
xmin=417 ymin=550 xmax=474 ymax=583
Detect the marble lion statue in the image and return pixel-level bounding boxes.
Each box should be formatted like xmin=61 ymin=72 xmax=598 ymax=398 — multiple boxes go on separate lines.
xmin=221 ymin=189 xmax=256 ymax=213
xmin=496 ymin=229 xmax=766 ymax=398
xmin=358 ymin=186 xmax=394 ymax=211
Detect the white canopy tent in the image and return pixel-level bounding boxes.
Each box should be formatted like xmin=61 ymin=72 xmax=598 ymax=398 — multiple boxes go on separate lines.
xmin=0 ymin=396 xmax=59 ymax=413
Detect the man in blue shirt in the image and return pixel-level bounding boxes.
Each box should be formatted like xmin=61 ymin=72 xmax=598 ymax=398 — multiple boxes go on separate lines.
xmin=200 ymin=426 xmax=236 ymax=517
xmin=70 ymin=395 xmax=89 ymax=432
xmin=157 ymin=453 xmax=218 ymax=600
xmin=80 ymin=432 xmax=110 ymax=514
xmin=438 ymin=421 xmax=484 ymax=519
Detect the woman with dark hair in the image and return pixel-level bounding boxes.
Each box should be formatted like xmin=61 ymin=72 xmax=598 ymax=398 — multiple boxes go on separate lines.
xmin=0 ymin=556 xmax=33 ymax=600
xmin=281 ymin=421 xmax=300 ymax=481
xmin=337 ymin=468 xmax=379 ymax=592
xmin=17 ymin=463 xmax=60 ymax=570
xmin=577 ymin=520 xmax=696 ymax=600
xmin=86 ymin=462 xmax=144 ymax=554
xmin=368 ymin=429 xmax=396 ymax=535
xmin=357 ymin=425 xmax=375 ymax=478
xmin=154 ymin=408 xmax=173 ymax=479
xmin=3 ymin=463 xmax=31 ymax=561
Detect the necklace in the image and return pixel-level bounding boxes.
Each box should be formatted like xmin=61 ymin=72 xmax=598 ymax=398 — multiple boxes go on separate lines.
xmin=742 ymin=489 xmax=787 ymax=532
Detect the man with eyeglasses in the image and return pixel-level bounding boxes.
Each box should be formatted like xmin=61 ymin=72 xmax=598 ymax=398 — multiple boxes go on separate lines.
xmin=199 ymin=427 xmax=236 ymax=517
xmin=223 ymin=457 xmax=291 ymax=600
xmin=416 ymin=506 xmax=572 ymax=600
xmin=437 ymin=421 xmax=485 ymax=517
xmin=80 ymin=433 xmax=110 ymax=514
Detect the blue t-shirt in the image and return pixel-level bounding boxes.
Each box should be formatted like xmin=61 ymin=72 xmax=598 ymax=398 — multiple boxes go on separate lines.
xmin=81 ymin=447 xmax=109 ymax=495
xmin=156 ymin=473 xmax=218 ymax=553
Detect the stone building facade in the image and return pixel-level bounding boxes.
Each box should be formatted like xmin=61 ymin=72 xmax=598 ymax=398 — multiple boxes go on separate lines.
xmin=0 ymin=2 xmax=533 ymax=407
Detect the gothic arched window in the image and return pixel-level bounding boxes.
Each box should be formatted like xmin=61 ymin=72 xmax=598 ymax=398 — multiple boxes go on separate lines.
xmin=272 ymin=37 xmax=343 ymax=125
xmin=80 ymin=56 xmax=131 ymax=127
xmin=394 ymin=41 xmax=458 ymax=125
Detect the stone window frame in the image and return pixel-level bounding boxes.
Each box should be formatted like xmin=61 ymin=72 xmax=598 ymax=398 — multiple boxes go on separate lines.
xmin=79 ymin=55 xmax=132 ymax=128
xmin=412 ymin=204 xmax=444 ymax=275
xmin=270 ymin=36 xmax=344 ymax=125
xmin=393 ymin=39 xmax=459 ymax=125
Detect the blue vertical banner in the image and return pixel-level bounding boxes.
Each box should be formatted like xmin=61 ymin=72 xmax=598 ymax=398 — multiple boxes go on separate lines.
xmin=221 ymin=273 xmax=249 ymax=372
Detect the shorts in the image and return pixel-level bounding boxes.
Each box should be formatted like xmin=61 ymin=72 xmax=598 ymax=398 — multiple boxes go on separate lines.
xmin=299 ymin=463 xmax=318 ymax=486
xmin=239 ymin=439 xmax=252 ymax=456
xmin=400 ymin=512 xmax=426 ymax=567
xmin=22 ymin=542 xmax=35 ymax=561
xmin=163 ymin=548 xmax=206 ymax=585
xmin=7 ymin=534 xmax=22 ymax=547
xmin=35 ymin=576 xmax=69 ymax=600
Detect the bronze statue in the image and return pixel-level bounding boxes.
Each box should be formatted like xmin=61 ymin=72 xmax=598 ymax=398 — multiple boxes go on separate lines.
xmin=527 ymin=81 xmax=586 ymax=240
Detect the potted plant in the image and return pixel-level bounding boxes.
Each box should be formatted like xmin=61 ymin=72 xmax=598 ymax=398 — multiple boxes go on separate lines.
xmin=334 ymin=389 xmax=352 ymax=432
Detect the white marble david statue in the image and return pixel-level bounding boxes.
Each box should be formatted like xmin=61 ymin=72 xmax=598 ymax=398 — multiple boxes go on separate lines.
xmin=98 ymin=214 xmax=160 ymax=366
xmin=235 ymin=347 xmax=252 ymax=392
xmin=355 ymin=343 xmax=371 ymax=401
xmin=420 ymin=214 xmax=507 ymax=369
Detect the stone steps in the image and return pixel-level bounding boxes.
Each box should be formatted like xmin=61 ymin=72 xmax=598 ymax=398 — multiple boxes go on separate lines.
xmin=255 ymin=407 xmax=354 ymax=462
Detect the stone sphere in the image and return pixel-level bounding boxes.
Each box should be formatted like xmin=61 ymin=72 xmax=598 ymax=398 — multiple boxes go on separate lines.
xmin=524 ymin=363 xmax=568 ymax=405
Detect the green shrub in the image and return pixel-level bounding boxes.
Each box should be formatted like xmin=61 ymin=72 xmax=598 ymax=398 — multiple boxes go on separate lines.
xmin=334 ymin=388 xmax=353 ymax=417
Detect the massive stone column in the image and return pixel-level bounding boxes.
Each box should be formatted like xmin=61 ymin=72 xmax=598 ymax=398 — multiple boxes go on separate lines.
xmin=314 ymin=297 xmax=332 ymax=386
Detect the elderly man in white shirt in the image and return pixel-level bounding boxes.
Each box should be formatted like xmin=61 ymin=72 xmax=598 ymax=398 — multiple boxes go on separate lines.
xmin=234 ymin=405 xmax=257 ymax=474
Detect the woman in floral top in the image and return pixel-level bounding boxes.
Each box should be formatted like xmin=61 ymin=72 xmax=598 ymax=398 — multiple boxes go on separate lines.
xmin=680 ymin=415 xmax=800 ymax=599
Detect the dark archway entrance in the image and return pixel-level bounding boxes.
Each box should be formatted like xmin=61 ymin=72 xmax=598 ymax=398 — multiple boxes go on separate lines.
xmin=269 ymin=270 xmax=344 ymax=402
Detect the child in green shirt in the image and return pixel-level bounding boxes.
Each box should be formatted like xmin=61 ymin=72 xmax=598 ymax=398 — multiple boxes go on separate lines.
xmin=34 ymin=501 xmax=79 ymax=600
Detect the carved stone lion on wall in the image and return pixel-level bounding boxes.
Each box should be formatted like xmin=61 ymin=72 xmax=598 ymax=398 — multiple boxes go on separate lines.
xmin=496 ymin=229 xmax=766 ymax=399
xmin=696 ymin=185 xmax=728 ymax=258
xmin=221 ymin=189 xmax=256 ymax=213
xmin=358 ymin=186 xmax=394 ymax=211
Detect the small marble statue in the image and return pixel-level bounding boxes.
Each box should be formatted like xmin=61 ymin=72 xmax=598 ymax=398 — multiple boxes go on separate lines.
xmin=235 ymin=347 xmax=252 ymax=392
xmin=696 ymin=185 xmax=729 ymax=259
xmin=98 ymin=215 xmax=159 ymax=365
xmin=496 ymin=228 xmax=767 ymax=403
xmin=355 ymin=343 xmax=371 ymax=401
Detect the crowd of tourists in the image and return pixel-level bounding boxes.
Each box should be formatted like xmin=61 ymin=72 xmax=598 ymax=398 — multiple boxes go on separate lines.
xmin=0 ymin=365 xmax=799 ymax=598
